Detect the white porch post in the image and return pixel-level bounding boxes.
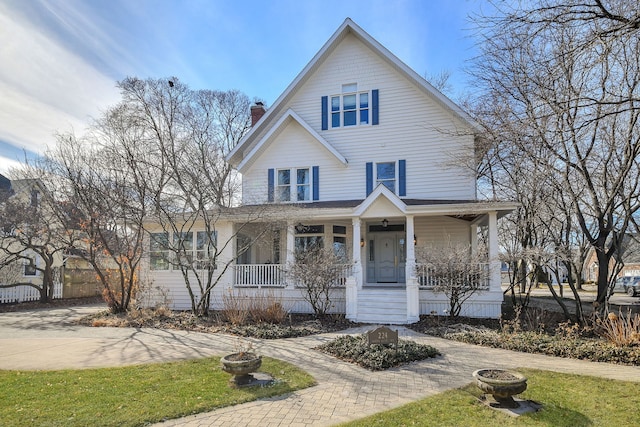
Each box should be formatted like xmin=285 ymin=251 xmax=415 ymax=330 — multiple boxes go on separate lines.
xmin=405 ymin=215 xmax=419 ymax=323
xmin=285 ymin=222 xmax=296 ymax=289
xmin=470 ymin=224 xmax=478 ymax=255
xmin=346 ymin=218 xmax=362 ymax=321
xmin=488 ymin=211 xmax=501 ymax=292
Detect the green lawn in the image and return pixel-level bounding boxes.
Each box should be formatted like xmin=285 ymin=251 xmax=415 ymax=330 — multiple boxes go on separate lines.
xmin=341 ymin=368 xmax=640 ymax=427
xmin=0 ymin=357 xmax=315 ymax=427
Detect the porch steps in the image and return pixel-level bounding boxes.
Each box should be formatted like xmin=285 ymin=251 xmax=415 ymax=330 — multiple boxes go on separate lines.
xmin=356 ymin=288 xmax=407 ymax=324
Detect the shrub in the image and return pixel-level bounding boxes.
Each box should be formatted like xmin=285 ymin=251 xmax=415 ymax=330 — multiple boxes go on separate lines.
xmin=248 ymin=290 xmax=288 ymax=324
xmin=316 ymin=334 xmax=440 ymax=370
xmin=220 ymin=289 xmax=251 ymax=325
xmin=220 ymin=289 xmax=289 ymax=325
xmin=593 ymin=311 xmax=640 ymax=347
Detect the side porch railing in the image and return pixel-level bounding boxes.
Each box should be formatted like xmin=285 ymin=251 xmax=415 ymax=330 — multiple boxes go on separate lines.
xmin=232 ymin=263 xmax=354 ymax=288
xmin=233 ymin=264 xmax=287 ymax=288
xmin=416 ymin=263 xmax=490 ymax=290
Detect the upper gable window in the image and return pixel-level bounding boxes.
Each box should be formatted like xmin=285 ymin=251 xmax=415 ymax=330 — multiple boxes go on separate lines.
xmin=322 ymin=89 xmax=378 ymax=130
xmin=331 ymin=84 xmax=369 ymax=128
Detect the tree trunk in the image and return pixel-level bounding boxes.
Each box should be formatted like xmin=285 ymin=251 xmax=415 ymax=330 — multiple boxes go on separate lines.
xmin=595 ymin=246 xmax=610 ymax=307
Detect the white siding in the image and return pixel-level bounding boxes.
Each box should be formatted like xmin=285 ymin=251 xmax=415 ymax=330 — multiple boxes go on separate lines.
xmin=242 ymin=33 xmax=476 ymax=205
xmin=413 ymin=216 xmax=471 ymax=249
xmin=242 ymin=120 xmax=346 ymax=204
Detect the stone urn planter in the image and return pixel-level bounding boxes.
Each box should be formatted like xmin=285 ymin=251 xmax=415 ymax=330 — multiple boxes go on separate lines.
xmin=472 ymin=369 xmax=527 ymax=408
xmin=221 ymin=353 xmax=262 ymax=386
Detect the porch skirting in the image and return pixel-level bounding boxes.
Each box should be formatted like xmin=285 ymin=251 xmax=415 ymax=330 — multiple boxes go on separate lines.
xmin=141 ymin=279 xmax=502 ymax=323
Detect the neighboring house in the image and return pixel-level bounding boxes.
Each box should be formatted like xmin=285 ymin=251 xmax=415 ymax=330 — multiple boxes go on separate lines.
xmin=144 ymin=19 xmax=516 ymax=322
xmin=583 ymin=234 xmax=640 ymax=282
xmin=0 ymin=175 xmax=64 ymax=302
xmin=0 ymin=175 xmax=99 ymax=302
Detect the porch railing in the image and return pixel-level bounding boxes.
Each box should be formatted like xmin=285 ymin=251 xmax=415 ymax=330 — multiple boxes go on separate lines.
xmin=232 ymin=264 xmax=287 ymax=288
xmin=232 ymin=263 xmax=354 ymax=288
xmin=333 ymin=263 xmax=353 ymax=288
xmin=416 ymin=263 xmax=490 ymax=290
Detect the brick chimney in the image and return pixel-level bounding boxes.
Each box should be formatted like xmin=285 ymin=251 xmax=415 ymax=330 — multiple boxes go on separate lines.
xmin=250 ymin=102 xmax=266 ymax=126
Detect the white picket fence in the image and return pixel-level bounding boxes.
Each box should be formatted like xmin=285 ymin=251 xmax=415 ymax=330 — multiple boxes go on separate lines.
xmin=0 ymin=281 xmax=63 ymax=304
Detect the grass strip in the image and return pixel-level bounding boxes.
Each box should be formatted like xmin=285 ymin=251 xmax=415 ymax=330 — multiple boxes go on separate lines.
xmin=0 ymin=356 xmax=315 ymax=427
xmin=341 ymin=368 xmax=640 ymax=426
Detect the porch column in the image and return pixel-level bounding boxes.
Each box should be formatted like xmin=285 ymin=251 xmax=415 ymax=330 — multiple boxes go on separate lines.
xmin=488 ymin=211 xmax=501 ymax=292
xmin=351 ymin=218 xmax=363 ymax=288
xmin=470 ymin=224 xmax=478 ymax=255
xmin=405 ymin=215 xmax=419 ymax=323
xmin=346 ymin=218 xmax=362 ymax=321
xmin=285 ymin=222 xmax=296 ymax=289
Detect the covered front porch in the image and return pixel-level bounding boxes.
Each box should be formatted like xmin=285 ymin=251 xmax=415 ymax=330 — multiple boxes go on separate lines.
xmin=230 ymin=188 xmax=514 ymax=323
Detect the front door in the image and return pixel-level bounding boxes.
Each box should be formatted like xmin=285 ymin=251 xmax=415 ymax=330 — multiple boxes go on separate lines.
xmin=368 ymin=232 xmax=406 ymax=284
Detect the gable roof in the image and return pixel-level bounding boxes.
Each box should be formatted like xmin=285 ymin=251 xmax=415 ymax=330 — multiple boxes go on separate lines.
xmin=354 ymin=183 xmax=407 ymax=217
xmin=235 ymin=109 xmax=348 ymax=172
xmin=227 ymin=17 xmax=481 ymax=168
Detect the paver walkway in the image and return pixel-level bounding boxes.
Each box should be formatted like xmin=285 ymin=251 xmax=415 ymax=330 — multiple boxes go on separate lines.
xmin=1 ymin=305 xmax=638 ymax=426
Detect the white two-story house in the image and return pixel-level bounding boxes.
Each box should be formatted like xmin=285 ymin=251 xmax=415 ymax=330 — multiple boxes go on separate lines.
xmin=145 ymin=18 xmax=515 ymax=323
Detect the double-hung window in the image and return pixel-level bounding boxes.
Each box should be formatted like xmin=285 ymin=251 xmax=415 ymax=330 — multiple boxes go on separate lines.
xmin=376 ymin=162 xmax=396 ymax=192
xmin=174 ymin=232 xmax=194 ymax=266
xmin=269 ymin=167 xmax=318 ymax=202
xmin=296 ymin=168 xmax=310 ymax=201
xmin=322 ymin=87 xmax=378 ymax=130
xmin=331 ymin=84 xmax=370 ymax=128
xmin=277 ymin=168 xmax=311 ymax=202
xmin=150 ymin=232 xmax=171 ymax=270
xmin=277 ymin=169 xmax=291 ymax=202
xmin=366 ymin=159 xmax=406 ymax=197
xmin=196 ymin=231 xmax=217 ymax=270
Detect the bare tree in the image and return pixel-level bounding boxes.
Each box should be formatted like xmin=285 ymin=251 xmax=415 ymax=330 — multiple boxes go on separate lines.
xmin=109 ymin=77 xmax=256 ymax=316
xmin=288 ymin=245 xmax=344 ymax=317
xmin=416 ymin=243 xmax=490 ymax=318
xmin=46 ymin=131 xmax=148 ymax=313
xmin=0 ymin=178 xmax=69 ymax=302
xmin=472 ymin=0 xmax=640 ymax=307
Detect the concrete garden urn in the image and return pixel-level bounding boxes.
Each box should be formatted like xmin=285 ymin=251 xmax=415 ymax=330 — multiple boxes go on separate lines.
xmin=221 ymin=353 xmax=262 ymax=386
xmin=472 ymin=369 xmax=527 ymax=408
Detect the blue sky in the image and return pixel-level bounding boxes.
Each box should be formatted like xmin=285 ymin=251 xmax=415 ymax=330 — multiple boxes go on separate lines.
xmin=0 ymin=0 xmax=489 ymax=175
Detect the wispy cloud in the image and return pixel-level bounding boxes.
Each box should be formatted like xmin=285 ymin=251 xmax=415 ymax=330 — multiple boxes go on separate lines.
xmin=0 ymin=2 xmax=121 ymax=162
xmin=0 ymin=0 xmax=484 ymax=178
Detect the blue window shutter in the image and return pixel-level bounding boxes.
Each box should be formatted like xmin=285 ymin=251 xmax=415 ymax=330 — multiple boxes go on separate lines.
xmin=372 ymin=89 xmax=379 ymax=125
xmin=366 ymin=162 xmax=373 ymax=196
xmin=267 ymin=168 xmax=274 ymax=202
xmin=312 ymin=166 xmax=319 ymax=201
xmin=399 ymin=159 xmax=406 ymax=197
xmin=321 ymin=96 xmax=328 ymax=130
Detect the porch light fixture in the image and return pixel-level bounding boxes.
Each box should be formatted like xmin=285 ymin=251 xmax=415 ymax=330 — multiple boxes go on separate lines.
xmin=414 ymin=235 xmax=417 ymax=245
xmin=382 ymin=218 xmax=389 ymax=228
xmin=360 ymin=238 xmax=365 ymax=248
